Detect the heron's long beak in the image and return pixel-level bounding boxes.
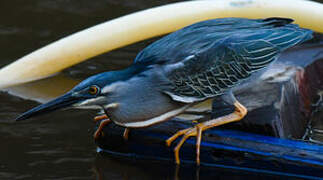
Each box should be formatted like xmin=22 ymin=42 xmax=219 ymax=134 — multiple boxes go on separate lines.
xmin=16 ymin=92 xmax=79 ymax=121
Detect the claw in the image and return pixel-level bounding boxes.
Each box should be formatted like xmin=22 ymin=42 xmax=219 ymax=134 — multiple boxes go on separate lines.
xmin=166 ymin=101 xmax=247 ymax=165
xmin=123 ymin=128 xmax=130 ymax=140
xmin=93 ymin=118 xmax=111 ymax=139
xmin=173 ymin=128 xmax=197 ymax=164
xmin=196 ymin=126 xmax=203 ymax=165
xmin=166 ymin=128 xmax=190 ymax=147
xmin=93 ymin=114 xmax=109 ymax=123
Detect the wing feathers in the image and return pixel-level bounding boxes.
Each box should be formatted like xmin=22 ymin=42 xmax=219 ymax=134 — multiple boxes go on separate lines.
xmin=135 ymin=18 xmax=312 ymax=103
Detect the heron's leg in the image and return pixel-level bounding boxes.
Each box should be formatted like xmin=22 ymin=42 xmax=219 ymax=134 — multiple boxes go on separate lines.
xmin=93 ymin=114 xmax=109 ymax=123
xmin=93 ymin=118 xmax=111 ymax=139
xmin=123 ymin=128 xmax=130 ymax=140
xmin=166 ymin=100 xmax=247 ymax=165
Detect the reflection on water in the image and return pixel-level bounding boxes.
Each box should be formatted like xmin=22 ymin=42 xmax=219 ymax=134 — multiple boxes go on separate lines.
xmin=1 ymin=0 xmax=323 ymax=179
xmin=92 ymin=155 xmax=278 ymax=180
xmin=4 ymin=74 xmax=80 ymax=103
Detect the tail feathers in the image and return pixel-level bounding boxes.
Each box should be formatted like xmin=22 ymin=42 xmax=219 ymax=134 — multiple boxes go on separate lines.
xmin=261 ymin=17 xmax=313 ymax=50
xmin=274 ymin=29 xmax=313 ymax=51
xmin=263 ymin=17 xmax=294 ymax=27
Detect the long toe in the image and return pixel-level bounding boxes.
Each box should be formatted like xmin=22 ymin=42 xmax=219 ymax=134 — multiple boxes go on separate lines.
xmin=166 ymin=128 xmax=192 ymax=147
xmin=172 ymin=127 xmax=198 ymax=165
xmin=93 ymin=114 xmax=109 ymax=123
xmin=93 ymin=119 xmax=111 ymax=139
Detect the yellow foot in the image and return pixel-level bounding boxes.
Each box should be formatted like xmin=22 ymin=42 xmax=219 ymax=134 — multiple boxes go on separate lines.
xmin=93 ymin=118 xmax=111 ymax=139
xmin=123 ymin=128 xmax=130 ymax=141
xmin=166 ymin=125 xmax=203 ymax=165
xmin=93 ymin=114 xmax=109 ymax=123
xmin=166 ymin=101 xmax=247 ymax=165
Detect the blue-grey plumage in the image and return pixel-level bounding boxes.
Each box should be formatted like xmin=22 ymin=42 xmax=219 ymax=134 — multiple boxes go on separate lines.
xmin=16 ymin=17 xmax=313 ymax=164
xmin=134 ymin=17 xmax=312 ymax=102
xmin=16 ymin=17 xmax=312 ymax=126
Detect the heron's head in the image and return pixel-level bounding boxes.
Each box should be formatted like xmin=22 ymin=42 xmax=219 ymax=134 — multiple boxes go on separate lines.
xmin=16 ymin=71 xmax=124 ymax=121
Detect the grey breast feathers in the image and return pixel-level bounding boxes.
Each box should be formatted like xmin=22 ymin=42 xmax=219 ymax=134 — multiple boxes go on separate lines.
xmin=133 ymin=17 xmax=313 ymax=103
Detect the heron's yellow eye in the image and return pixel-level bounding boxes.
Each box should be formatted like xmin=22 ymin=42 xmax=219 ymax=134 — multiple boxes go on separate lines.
xmin=89 ymin=85 xmax=99 ymax=95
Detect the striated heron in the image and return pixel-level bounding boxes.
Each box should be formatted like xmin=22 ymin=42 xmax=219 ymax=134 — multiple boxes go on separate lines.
xmin=16 ymin=17 xmax=312 ymax=164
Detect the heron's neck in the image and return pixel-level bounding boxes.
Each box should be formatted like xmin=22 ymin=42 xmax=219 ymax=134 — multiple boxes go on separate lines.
xmin=110 ymin=63 xmax=149 ymax=80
